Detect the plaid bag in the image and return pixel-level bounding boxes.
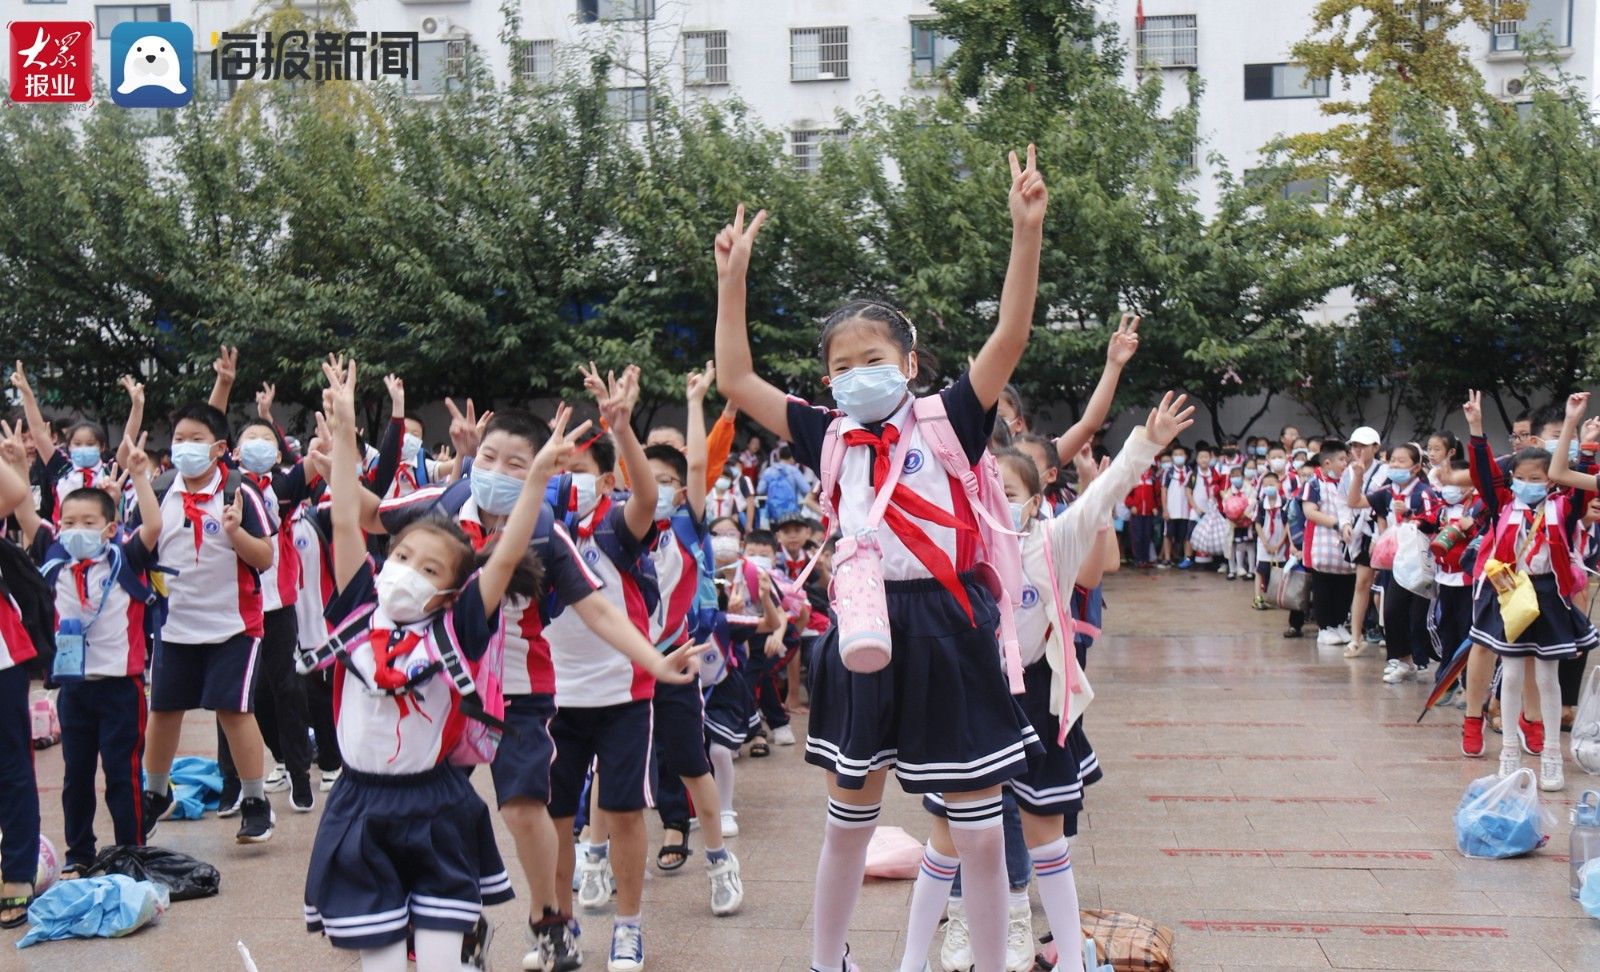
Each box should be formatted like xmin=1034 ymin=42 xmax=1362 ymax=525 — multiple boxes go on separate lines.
xmin=1080 ymin=909 xmax=1175 ymax=972
xmin=1302 ymin=477 xmax=1354 ymax=575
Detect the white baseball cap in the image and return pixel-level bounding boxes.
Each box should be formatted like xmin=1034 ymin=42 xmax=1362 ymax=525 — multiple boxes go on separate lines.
xmin=1348 ymin=426 xmax=1381 ymax=446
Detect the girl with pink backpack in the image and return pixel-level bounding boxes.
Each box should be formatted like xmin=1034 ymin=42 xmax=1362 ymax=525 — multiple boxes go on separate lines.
xmin=303 ymin=360 xmax=591 ymax=972
xmin=714 ymin=144 xmax=1049 ymax=972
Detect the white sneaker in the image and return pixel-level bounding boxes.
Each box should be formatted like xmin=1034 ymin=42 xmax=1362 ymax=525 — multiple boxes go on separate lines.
xmin=576 ymin=852 xmax=615 ymax=912
xmin=720 ymin=811 xmax=740 ymax=838
xmin=1541 ymin=752 xmax=1565 ymax=791
xmin=772 ymin=725 xmax=797 ymax=746
xmin=940 ymin=897 xmax=973 ymax=972
xmin=1317 ymin=628 xmax=1342 ymax=646
xmin=708 ymin=852 xmax=744 ymax=916
xmin=1004 ymin=901 xmax=1034 ymax=972
xmin=319 ymin=768 xmax=341 ymax=792
xmin=607 ymin=922 xmax=644 ymax=972
xmin=263 ymin=763 xmax=289 ymax=793
xmin=1382 ymin=660 xmax=1417 ymax=684
xmin=1499 ymin=750 xmax=1521 ymax=779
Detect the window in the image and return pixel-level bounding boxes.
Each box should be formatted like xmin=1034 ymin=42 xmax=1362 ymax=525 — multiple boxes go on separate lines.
xmin=910 ymin=21 xmax=956 ymax=78
xmin=578 ymin=0 xmax=654 ymax=23
xmin=791 ymin=27 xmax=848 ymax=82
xmin=516 ymin=39 xmax=555 ymax=85
xmin=607 ymin=86 xmax=650 ymax=122
xmin=1492 ymin=0 xmax=1572 ymax=51
xmin=791 ymin=128 xmax=845 ymax=174
xmin=1137 ymin=14 xmax=1197 ymax=68
xmin=25 ymin=0 xmax=69 ymax=5
xmin=194 ymin=51 xmax=236 ymax=100
xmin=683 ymin=30 xmax=727 ymax=86
xmin=1243 ymin=63 xmax=1329 ymax=100
xmin=94 ymin=4 xmax=170 ymax=40
xmin=406 ymin=38 xmax=468 ymax=96
xmin=1245 ymin=169 xmax=1330 ymax=203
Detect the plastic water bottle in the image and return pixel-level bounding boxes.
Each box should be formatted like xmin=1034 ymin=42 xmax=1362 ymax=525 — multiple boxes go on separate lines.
xmin=1570 ymin=790 xmax=1600 ymax=898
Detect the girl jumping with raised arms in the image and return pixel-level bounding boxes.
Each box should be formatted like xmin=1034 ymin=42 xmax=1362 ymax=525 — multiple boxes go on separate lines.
xmin=715 ymin=144 xmax=1048 ymax=972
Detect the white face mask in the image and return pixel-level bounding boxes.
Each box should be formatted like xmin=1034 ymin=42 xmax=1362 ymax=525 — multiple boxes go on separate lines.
xmin=711 ymin=535 xmax=741 ymax=564
xmin=654 ymin=489 xmax=678 ymax=522
xmin=714 ymin=477 xmax=731 ymax=494
xmin=570 ymin=472 xmax=600 ymax=517
xmin=746 ymin=554 xmax=773 ymax=573
xmin=403 ymin=433 xmax=423 ymax=458
xmin=375 ymin=561 xmax=449 ymax=624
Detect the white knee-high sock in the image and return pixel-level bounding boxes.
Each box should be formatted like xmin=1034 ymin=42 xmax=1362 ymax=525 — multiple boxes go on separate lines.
xmin=1500 ymin=657 xmax=1525 ymax=756
xmin=359 ymin=941 xmax=410 ymax=972
xmin=810 ymin=798 xmax=880 ymax=972
xmin=1031 ymin=837 xmax=1084 ymax=972
xmin=412 ymin=927 xmax=468 ymax=972
xmin=898 ymin=844 xmax=960 ymax=972
xmin=709 ymin=744 xmax=737 ymax=815
xmin=946 ymin=796 xmax=1007 ymax=972
xmin=1535 ymin=658 xmax=1563 ymax=749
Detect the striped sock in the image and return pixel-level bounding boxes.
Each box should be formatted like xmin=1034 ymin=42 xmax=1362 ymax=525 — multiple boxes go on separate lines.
xmin=898 ymin=845 xmax=960 ymax=972
xmin=810 ymin=799 xmax=880 ymax=972
xmin=945 ymin=796 xmax=1007 ymax=971
xmin=1031 ymin=837 xmax=1083 ymax=972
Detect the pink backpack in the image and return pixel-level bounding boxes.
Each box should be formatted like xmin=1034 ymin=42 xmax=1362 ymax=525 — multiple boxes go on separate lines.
xmin=803 ymin=395 xmax=1025 ymax=692
xmin=300 ymin=597 xmax=509 ymax=766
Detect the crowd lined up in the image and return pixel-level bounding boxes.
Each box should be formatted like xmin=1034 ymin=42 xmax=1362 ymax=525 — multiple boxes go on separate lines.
xmin=0 ymin=143 xmax=1582 ymax=972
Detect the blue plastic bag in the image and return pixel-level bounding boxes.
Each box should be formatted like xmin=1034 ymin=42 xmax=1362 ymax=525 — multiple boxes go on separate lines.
xmin=1580 ymin=859 xmax=1600 ymax=919
xmin=1084 ymin=937 xmax=1115 ymax=972
xmin=141 ymin=756 xmax=222 ymax=820
xmin=15 ymin=874 xmax=169 ymax=948
xmin=1454 ymin=769 xmax=1552 ymax=859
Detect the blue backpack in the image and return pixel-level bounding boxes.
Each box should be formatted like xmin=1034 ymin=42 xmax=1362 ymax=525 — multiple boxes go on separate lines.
xmin=41 ymin=543 xmax=171 ymax=679
xmin=762 ymin=464 xmax=803 ymax=521
xmin=543 ymin=473 xmax=661 ymax=618
xmin=668 ymin=508 xmax=718 ymax=611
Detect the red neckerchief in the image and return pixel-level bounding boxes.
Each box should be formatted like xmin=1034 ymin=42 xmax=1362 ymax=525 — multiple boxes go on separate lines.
xmin=368 ymin=628 xmax=424 ymax=691
xmin=397 ymin=463 xmax=418 ymax=494
xmin=71 ymin=559 xmax=96 ymax=609
xmin=79 ymin=465 xmax=96 ymax=489
xmin=246 ymin=471 xmax=272 ymax=494
xmin=573 ymin=495 xmax=613 ymax=541
xmin=179 ymin=471 xmax=220 ymax=560
xmin=841 ymin=423 xmax=975 ymax=623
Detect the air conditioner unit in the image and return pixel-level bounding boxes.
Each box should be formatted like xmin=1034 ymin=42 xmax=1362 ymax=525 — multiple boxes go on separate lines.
xmin=419 ymin=16 xmax=453 ymax=39
xmin=1502 ymin=75 xmax=1529 ymax=97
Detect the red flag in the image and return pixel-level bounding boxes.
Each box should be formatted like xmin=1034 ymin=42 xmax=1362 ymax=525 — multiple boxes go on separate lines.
xmin=1136 ymin=0 xmax=1146 ymax=31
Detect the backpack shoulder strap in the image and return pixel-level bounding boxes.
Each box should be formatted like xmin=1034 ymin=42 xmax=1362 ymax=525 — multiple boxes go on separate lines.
xmin=151 ymin=469 xmax=178 ymax=505
xmin=818 ymin=418 xmax=847 ymax=526
xmin=432 ymin=611 xmax=507 ymax=732
xmin=910 ymin=395 xmax=1015 ymax=539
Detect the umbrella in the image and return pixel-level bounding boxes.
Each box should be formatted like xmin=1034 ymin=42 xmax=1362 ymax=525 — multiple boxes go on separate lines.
xmin=1418 ymin=637 xmax=1474 ymax=723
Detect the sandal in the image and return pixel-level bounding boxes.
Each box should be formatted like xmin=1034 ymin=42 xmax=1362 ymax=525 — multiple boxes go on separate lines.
xmin=749 ymin=739 xmax=771 ymax=758
xmin=59 ymin=864 xmax=87 ymax=881
xmin=0 ymin=892 xmax=35 ymax=930
xmin=657 ymin=824 xmax=692 ymax=872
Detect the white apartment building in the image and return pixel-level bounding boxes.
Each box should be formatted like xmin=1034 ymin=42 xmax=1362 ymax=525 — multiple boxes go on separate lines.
xmin=14 ymin=0 xmax=1595 ymax=205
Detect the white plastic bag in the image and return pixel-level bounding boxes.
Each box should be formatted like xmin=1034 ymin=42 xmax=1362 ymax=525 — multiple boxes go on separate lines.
xmin=1454 ymin=769 xmax=1553 ymax=859
xmin=1572 ymin=666 xmax=1600 ymax=775
xmin=1392 ymin=521 xmax=1437 ymax=598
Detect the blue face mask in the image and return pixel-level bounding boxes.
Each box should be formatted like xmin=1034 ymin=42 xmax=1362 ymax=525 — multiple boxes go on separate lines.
xmin=1009 ymin=501 xmax=1031 ymax=532
xmin=470 ymin=467 xmax=525 ymax=516
xmin=1160 ymin=461 xmax=1173 ymax=472
xmin=830 ymin=364 xmax=909 ymax=425
xmin=1230 ymin=477 xmax=1244 ymax=489
xmin=239 ymin=439 xmax=279 ymax=475
xmin=1387 ymin=467 xmax=1413 ymax=486
xmin=403 ymin=433 xmax=424 ymax=459
xmin=1544 ymin=438 xmax=1580 ymax=463
xmin=654 ymin=488 xmax=678 ymax=522
xmin=69 ymin=446 xmax=101 ymax=470
xmin=1254 ymin=446 xmax=1268 ymax=458
xmin=170 ymin=441 xmax=216 ymax=478
xmin=1261 ymin=486 xmax=1280 ymax=500
xmin=1511 ymin=479 xmax=1549 ymax=508
xmin=60 ymin=528 xmax=108 ymax=562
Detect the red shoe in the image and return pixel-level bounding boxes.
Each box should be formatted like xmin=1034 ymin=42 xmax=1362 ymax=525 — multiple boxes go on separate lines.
xmin=1518 ymin=714 xmax=1544 ymax=756
xmin=1462 ymin=716 xmax=1486 ymax=758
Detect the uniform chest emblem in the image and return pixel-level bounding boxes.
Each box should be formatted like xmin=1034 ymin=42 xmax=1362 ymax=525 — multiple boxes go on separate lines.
xmin=902 ymin=449 xmax=925 ymax=475
xmin=203 ymin=519 xmax=221 ymax=536
xmin=1020 ymin=585 xmax=1039 ymax=609
xmin=583 ymin=547 xmax=601 ymax=566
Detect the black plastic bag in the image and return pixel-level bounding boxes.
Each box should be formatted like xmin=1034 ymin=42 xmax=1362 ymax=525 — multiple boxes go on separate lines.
xmin=84 ymin=845 xmax=221 ymax=901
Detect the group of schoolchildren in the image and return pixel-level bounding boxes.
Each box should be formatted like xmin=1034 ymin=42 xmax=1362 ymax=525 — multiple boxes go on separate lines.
xmin=1123 ymin=395 xmax=1600 ymax=798
xmin=0 ymin=144 xmax=1214 ymax=972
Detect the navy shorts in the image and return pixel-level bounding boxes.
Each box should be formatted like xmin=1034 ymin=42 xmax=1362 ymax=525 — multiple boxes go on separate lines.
xmin=704 ymin=670 xmax=754 ymax=752
xmin=548 ymin=700 xmax=653 ymax=817
xmin=304 ymin=764 xmax=514 ymax=950
xmin=653 ymin=679 xmax=711 ymax=780
xmin=489 ymin=694 xmax=557 ymax=806
xmin=150 ymin=633 xmax=262 ymax=713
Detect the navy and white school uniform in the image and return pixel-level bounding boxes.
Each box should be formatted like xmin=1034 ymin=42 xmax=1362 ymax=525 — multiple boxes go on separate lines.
xmin=377 ymin=482 xmax=602 ymax=809
xmin=929 ymin=428 xmax=1159 ymax=827
xmin=0 ymin=546 xmax=41 ymax=888
xmin=1366 ymin=477 xmax=1440 ymax=666
xmin=786 ymin=373 xmax=1042 ymax=795
xmin=146 ymin=467 xmax=271 ymax=713
xmin=650 ymin=509 xmax=716 ymax=784
xmin=303 ymin=560 xmax=513 ymax=951
xmin=41 ymin=533 xmax=158 ymax=867
xmin=543 ymin=498 xmax=661 ymax=818
xmin=1428 ymin=499 xmax=1481 ymax=663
